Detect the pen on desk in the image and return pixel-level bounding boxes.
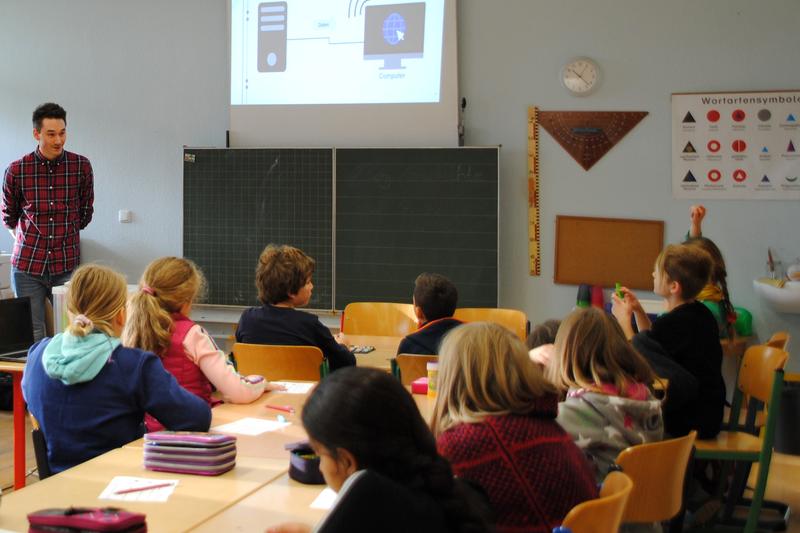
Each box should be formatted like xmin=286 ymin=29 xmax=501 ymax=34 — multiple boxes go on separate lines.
xmin=266 ymin=404 xmax=295 ymax=414
xmin=114 ymin=482 xmax=175 ymax=495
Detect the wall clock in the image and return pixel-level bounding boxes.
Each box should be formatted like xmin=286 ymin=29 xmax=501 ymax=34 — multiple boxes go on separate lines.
xmin=560 ymin=57 xmax=601 ymax=96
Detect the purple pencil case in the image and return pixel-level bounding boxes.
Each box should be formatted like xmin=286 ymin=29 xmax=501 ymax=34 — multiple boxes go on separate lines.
xmin=144 ymin=431 xmax=236 ymax=448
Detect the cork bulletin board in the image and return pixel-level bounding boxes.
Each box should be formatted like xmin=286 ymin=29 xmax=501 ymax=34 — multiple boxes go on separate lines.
xmin=554 ymin=215 xmax=664 ymax=289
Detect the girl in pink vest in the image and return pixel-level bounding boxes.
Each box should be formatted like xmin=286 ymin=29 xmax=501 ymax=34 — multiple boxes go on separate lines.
xmin=124 ymin=257 xmax=283 ymax=431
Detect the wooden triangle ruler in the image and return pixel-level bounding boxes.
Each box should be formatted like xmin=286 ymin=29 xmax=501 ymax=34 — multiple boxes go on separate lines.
xmin=538 ymin=111 xmax=647 ymax=170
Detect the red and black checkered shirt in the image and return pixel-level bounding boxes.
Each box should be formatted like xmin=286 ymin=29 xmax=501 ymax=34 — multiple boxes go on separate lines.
xmin=1 ymin=148 xmax=94 ymax=276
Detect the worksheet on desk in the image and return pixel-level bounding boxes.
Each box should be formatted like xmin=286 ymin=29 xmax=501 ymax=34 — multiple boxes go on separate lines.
xmin=272 ymin=381 xmax=314 ymax=394
xmin=213 ymin=417 xmax=291 ymax=435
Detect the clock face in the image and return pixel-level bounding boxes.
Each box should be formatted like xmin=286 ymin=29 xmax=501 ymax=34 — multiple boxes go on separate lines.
xmin=561 ymin=58 xmax=600 ymax=96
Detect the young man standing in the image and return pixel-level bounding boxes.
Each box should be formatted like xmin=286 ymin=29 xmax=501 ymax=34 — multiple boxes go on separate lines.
xmin=1 ymin=103 xmax=94 ymax=341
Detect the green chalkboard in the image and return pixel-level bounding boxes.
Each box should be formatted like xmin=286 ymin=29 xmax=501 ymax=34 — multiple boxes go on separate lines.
xmin=183 ymin=149 xmax=333 ymax=307
xmin=335 ymin=148 xmax=499 ymax=308
xmin=183 ymin=147 xmax=498 ymax=310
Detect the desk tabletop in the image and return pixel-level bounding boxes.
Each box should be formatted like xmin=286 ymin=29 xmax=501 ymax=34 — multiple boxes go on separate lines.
xmin=190 ymin=473 xmax=329 ymax=532
xmin=0 ymin=360 xmax=25 ymax=373
xmin=0 ymin=447 xmax=287 ymax=533
xmin=346 ymin=334 xmax=402 ymax=371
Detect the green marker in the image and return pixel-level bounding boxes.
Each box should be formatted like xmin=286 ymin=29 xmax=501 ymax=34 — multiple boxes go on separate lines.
xmin=615 ymin=282 xmax=622 ymax=298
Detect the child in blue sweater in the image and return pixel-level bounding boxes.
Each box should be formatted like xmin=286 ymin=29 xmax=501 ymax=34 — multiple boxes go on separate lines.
xmin=22 ymin=264 xmax=211 ymax=473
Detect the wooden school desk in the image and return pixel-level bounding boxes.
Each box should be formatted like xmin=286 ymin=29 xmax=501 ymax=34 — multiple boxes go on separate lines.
xmin=0 ymin=359 xmax=27 ymax=489
xmin=0 ymin=447 xmax=287 ymax=533
xmin=189 ymin=390 xmax=438 ymax=531
xmin=346 ymin=334 xmax=402 ymax=371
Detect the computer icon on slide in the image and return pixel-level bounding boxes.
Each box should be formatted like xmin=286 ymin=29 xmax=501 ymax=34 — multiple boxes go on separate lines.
xmin=258 ymin=1 xmax=287 ymax=72
xmin=363 ymin=3 xmax=425 ymax=70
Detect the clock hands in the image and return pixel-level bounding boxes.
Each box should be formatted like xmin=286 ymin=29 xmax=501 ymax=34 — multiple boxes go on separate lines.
xmin=568 ymin=68 xmax=590 ymax=88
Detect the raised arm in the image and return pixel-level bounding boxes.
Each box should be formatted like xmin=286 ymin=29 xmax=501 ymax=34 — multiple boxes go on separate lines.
xmin=688 ymin=204 xmax=706 ymax=238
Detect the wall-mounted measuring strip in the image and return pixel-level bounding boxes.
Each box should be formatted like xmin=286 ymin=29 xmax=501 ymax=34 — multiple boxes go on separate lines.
xmin=527 ymin=106 xmax=541 ymax=276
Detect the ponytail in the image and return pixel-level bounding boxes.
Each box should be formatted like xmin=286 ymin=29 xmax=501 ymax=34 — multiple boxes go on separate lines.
xmin=65 ymin=264 xmax=127 ymax=337
xmin=122 ymin=257 xmax=205 ymax=356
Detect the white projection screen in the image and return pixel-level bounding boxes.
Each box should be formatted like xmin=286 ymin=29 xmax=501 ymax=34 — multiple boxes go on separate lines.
xmin=229 ymin=0 xmax=459 ymax=147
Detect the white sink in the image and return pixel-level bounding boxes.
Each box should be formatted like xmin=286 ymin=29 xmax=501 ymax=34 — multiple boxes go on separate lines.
xmin=753 ymin=279 xmax=800 ymax=313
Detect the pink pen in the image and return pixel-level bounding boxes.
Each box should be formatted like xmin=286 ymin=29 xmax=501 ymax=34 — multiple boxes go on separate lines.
xmin=266 ymin=404 xmax=295 ymax=414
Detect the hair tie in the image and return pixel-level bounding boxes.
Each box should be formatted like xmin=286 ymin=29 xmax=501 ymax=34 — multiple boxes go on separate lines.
xmin=73 ymin=314 xmax=94 ymax=329
xmin=141 ymin=285 xmax=156 ymax=296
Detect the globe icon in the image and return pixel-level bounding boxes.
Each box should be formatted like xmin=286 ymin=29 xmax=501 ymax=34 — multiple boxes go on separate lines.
xmin=382 ymin=13 xmax=406 ymax=46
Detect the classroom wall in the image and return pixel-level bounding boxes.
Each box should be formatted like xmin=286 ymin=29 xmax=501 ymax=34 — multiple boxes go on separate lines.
xmin=0 ymin=0 xmax=228 ymax=279
xmin=457 ymin=0 xmax=800 ymax=369
xmin=1 ymin=1 xmax=799 ymax=369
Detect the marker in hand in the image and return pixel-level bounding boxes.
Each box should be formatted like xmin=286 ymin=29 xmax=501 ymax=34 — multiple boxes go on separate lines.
xmin=615 ymin=282 xmax=623 ymax=299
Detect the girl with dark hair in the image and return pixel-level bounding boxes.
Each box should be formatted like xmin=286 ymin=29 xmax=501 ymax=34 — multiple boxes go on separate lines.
xmin=685 ymin=205 xmax=738 ymax=338
xmin=268 ymin=367 xmax=492 ymax=533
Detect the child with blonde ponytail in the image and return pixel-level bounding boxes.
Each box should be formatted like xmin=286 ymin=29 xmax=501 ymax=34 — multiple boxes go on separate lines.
xmin=124 ymin=257 xmax=282 ymax=431
xmin=22 ymin=264 xmax=211 ymax=473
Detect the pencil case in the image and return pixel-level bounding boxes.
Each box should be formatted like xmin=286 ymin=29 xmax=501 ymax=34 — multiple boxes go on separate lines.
xmin=285 ymin=441 xmax=325 ymax=485
xmin=28 ymin=507 xmax=147 ymax=532
xmin=143 ymin=431 xmax=236 ymax=447
xmin=143 ymin=431 xmax=237 ymax=476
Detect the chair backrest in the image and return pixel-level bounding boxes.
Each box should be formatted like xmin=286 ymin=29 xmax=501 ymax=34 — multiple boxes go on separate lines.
xmin=614 ymin=431 xmax=697 ymax=523
xmin=560 ymin=471 xmax=633 ymax=533
xmin=766 ymin=331 xmax=790 ymax=351
xmin=394 ymin=354 xmax=438 ymax=385
xmin=452 ymin=307 xmax=529 ymax=341
xmin=29 ymin=413 xmax=53 ymax=480
xmin=737 ymin=345 xmax=788 ymax=403
xmin=232 ymin=343 xmax=324 ymax=381
xmin=341 ymin=302 xmax=417 ymax=336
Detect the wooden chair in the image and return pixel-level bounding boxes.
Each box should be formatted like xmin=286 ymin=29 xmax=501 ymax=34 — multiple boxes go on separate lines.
xmin=558 ymin=471 xmax=633 ymax=533
xmin=29 ymin=413 xmax=53 ymax=480
xmin=232 ymin=343 xmax=325 ymax=381
xmin=341 ymin=302 xmax=417 ymax=337
xmin=392 ymin=354 xmax=438 ymax=385
xmin=766 ymin=331 xmax=790 ymax=350
xmin=452 ymin=307 xmax=529 ymax=341
xmin=614 ymin=431 xmax=696 ymax=526
xmin=694 ymin=345 xmax=789 ymax=532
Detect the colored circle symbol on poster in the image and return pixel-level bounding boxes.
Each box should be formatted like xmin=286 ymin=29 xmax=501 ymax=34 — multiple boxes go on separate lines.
xmin=731 ymin=139 xmax=747 ymax=152
xmin=732 ymin=109 xmax=746 ymax=122
xmin=733 ymin=169 xmax=747 ymax=182
xmin=707 ymin=110 xmax=720 ymax=122
xmin=707 ymin=140 xmax=721 ymax=153
xmin=758 ymin=109 xmax=772 ymax=122
xmin=708 ymin=169 xmax=722 ymax=182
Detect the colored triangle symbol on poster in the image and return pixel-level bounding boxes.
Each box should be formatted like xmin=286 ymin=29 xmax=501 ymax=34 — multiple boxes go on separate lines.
xmin=788 ymin=114 xmax=796 ymax=122
xmin=762 ymin=175 xmax=770 ymax=183
xmin=762 ymin=147 xmax=769 ymax=153
xmin=537 ymin=111 xmax=648 ymax=171
xmin=683 ymin=170 xmax=697 ymax=182
xmin=789 ymin=140 xmax=796 ymax=153
xmin=682 ymin=111 xmax=696 ymax=123
xmin=683 ymin=141 xmax=696 ymax=153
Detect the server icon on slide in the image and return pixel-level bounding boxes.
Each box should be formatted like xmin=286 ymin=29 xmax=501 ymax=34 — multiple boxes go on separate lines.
xmin=258 ymin=2 xmax=287 ymax=72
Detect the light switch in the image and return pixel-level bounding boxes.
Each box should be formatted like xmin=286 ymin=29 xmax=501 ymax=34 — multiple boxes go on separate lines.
xmin=118 ymin=209 xmax=132 ymax=223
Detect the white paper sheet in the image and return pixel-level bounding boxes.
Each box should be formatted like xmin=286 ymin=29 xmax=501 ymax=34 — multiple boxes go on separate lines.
xmin=310 ymin=487 xmax=338 ymax=510
xmin=98 ymin=476 xmax=179 ymax=502
xmin=213 ymin=417 xmax=291 ymax=436
xmin=272 ymin=381 xmax=314 ymax=394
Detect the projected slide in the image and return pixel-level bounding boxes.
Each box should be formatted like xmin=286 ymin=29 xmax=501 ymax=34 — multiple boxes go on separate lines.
xmin=231 ymin=0 xmax=445 ymax=105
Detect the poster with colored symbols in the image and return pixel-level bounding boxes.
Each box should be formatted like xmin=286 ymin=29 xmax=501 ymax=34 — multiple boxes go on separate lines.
xmin=672 ymin=90 xmax=800 ymax=200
